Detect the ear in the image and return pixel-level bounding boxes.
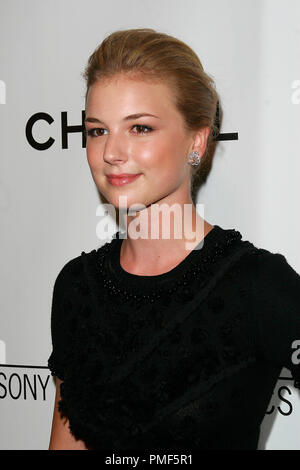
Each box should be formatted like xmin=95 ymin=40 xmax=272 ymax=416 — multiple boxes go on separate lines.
xmin=189 ymin=126 xmax=210 ymax=156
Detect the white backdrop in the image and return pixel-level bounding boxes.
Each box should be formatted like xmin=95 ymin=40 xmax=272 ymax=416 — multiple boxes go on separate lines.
xmin=0 ymin=0 xmax=299 ymax=450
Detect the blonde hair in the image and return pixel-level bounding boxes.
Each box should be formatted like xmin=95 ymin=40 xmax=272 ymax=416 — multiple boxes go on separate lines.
xmin=82 ymin=28 xmax=222 ymax=201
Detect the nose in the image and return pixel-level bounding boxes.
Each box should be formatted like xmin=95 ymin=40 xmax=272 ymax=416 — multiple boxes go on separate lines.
xmin=102 ymin=133 xmax=128 ymax=166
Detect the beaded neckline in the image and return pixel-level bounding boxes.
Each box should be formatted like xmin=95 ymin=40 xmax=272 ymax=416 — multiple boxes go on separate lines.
xmin=94 ymin=224 xmax=243 ymax=304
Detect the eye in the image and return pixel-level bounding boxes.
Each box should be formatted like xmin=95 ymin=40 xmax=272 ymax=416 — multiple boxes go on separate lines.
xmin=132 ymin=124 xmax=153 ymax=135
xmin=85 ymin=124 xmax=153 ymax=138
xmin=85 ymin=128 xmax=107 ymax=138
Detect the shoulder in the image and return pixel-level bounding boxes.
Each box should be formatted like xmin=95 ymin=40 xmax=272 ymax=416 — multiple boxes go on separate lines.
xmin=216 ymin=234 xmax=300 ymax=316
xmin=51 ymin=247 xmax=101 ymax=311
xmin=245 ymin=248 xmax=300 ymax=371
xmin=49 ymin=251 xmax=96 ymax=363
xmin=234 ymin=241 xmax=300 ymax=298
xmin=53 ymin=237 xmax=114 ymax=289
xmin=205 ymin=225 xmax=299 ymax=291
xmin=50 ymin=254 xmax=85 ymax=328
xmin=52 ymin=254 xmax=85 ymax=303
xmin=230 ymin=239 xmax=300 ymax=349
xmin=54 ymin=254 xmax=83 ymax=285
xmin=52 ymin=235 xmax=117 ymax=299
xmin=227 ymin=239 xmax=300 ymax=364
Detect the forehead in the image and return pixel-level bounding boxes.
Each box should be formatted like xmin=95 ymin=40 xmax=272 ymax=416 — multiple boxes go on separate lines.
xmin=85 ymin=75 xmax=178 ymax=119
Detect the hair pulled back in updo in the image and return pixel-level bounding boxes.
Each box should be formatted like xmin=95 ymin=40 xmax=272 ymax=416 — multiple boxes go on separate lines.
xmin=82 ymin=28 xmax=222 ymax=202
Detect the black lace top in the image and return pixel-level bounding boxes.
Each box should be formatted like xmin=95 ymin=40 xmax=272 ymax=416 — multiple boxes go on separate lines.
xmin=47 ymin=224 xmax=300 ymax=450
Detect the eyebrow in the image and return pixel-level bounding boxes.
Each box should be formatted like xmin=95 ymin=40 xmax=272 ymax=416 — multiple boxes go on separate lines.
xmin=84 ymin=113 xmax=160 ymax=124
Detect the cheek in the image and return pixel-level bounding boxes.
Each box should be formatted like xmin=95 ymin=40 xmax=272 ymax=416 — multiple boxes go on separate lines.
xmin=144 ymin=139 xmax=185 ymax=180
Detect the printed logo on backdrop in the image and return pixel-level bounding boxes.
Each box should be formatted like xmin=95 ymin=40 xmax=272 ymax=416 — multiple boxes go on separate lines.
xmin=266 ymin=379 xmax=296 ymax=417
xmin=0 ymin=341 xmax=50 ymax=402
xmin=22 ymin=79 xmax=299 ymax=149
xmin=24 ymin=110 xmax=239 ymax=150
xmin=1 ymin=340 xmax=300 ymax=410
xmin=265 ymin=340 xmax=300 ymax=417
xmin=25 ymin=111 xmax=86 ymax=150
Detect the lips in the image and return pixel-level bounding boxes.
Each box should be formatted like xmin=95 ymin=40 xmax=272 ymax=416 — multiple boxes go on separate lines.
xmin=106 ymin=173 xmax=142 ymax=186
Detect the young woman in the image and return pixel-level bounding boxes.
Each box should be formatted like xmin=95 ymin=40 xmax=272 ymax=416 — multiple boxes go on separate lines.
xmin=48 ymin=28 xmax=300 ymax=450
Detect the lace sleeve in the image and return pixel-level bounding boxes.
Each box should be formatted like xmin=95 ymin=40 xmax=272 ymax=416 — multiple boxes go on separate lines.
xmin=47 ymin=256 xmax=81 ymax=381
xmin=253 ymin=251 xmax=300 ymax=389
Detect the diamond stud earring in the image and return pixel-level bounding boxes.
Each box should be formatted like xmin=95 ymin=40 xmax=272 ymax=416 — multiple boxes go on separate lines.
xmin=187 ymin=151 xmax=201 ymax=166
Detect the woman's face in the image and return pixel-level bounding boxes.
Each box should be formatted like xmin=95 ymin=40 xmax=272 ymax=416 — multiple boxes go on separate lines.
xmin=85 ymin=74 xmax=196 ymax=211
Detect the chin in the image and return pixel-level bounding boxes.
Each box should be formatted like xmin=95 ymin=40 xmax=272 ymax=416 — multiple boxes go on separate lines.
xmin=104 ymin=192 xmax=143 ymax=211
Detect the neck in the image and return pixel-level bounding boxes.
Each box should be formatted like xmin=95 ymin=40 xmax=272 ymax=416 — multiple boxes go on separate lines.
xmin=116 ymin=191 xmax=213 ymax=276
